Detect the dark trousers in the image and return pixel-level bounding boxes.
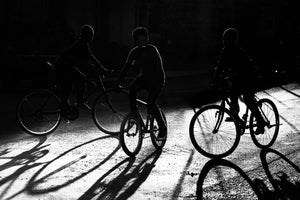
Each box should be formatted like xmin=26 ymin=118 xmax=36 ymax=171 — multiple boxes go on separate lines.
xmin=55 ymin=61 xmax=87 ymax=106
xmin=230 ymin=82 xmax=265 ymax=123
xmin=129 ymin=78 xmax=167 ymax=133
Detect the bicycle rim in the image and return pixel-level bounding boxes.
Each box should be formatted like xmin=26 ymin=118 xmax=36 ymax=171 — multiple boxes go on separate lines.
xmin=250 ymin=98 xmax=279 ymax=148
xmin=150 ymin=111 xmax=167 ymax=149
xmin=189 ymin=105 xmax=240 ymax=158
xmin=17 ymin=89 xmax=61 ymax=135
xmin=92 ymin=89 xmax=129 ymax=135
xmin=120 ymin=114 xmax=143 ymax=157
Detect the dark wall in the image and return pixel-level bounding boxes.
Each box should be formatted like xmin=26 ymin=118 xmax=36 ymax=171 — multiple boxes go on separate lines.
xmin=1 ymin=0 xmax=299 ymax=91
xmin=1 ymin=0 xmax=299 ymax=65
xmin=140 ymin=0 xmax=300 ymax=69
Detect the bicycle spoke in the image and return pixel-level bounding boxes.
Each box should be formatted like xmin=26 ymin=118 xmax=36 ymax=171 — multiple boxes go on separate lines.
xmin=120 ymin=114 xmax=142 ymax=156
xmin=93 ymin=90 xmax=129 ymax=135
xmin=18 ymin=90 xmax=61 ymax=135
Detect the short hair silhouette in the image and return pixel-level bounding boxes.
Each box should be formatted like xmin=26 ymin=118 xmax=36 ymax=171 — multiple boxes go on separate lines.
xmin=223 ymin=28 xmax=238 ymax=46
xmin=80 ymin=25 xmax=94 ymax=42
xmin=132 ymin=27 xmax=149 ymax=43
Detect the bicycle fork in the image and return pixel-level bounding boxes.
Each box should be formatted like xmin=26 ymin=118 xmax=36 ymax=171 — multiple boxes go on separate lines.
xmin=213 ymin=110 xmax=224 ymax=134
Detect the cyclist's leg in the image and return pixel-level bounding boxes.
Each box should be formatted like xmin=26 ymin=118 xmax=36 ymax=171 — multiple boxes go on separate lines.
xmin=56 ymin=63 xmax=72 ymax=110
xmin=147 ymin=88 xmax=167 ymax=138
xmin=226 ymin=82 xmax=240 ymax=122
xmin=72 ymin=68 xmax=87 ymax=107
xmin=243 ymin=90 xmax=266 ymax=134
xmin=129 ymin=78 xmax=141 ymax=114
xmin=229 ymin=83 xmax=240 ymax=114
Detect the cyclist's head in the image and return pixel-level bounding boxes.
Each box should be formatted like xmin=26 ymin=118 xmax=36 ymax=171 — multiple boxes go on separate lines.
xmin=132 ymin=27 xmax=149 ymax=46
xmin=223 ymin=28 xmax=238 ymax=46
xmin=80 ymin=24 xmax=94 ymax=43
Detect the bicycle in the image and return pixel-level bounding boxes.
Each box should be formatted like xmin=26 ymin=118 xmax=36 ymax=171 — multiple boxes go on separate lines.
xmin=119 ymin=92 xmax=167 ymax=157
xmin=17 ymin=61 xmax=130 ymax=136
xmin=189 ymin=83 xmax=280 ymax=158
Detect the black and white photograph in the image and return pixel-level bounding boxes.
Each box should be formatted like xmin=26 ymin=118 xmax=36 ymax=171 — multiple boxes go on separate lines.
xmin=0 ymin=0 xmax=300 ymax=199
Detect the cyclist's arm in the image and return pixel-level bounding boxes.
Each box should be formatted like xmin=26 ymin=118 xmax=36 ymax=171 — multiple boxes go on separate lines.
xmin=213 ymin=51 xmax=226 ymax=85
xmin=82 ymin=44 xmax=109 ymax=73
xmin=89 ymin=53 xmax=109 ymax=73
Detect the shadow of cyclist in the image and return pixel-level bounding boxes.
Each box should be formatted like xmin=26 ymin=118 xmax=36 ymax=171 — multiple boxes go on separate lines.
xmin=78 ymin=150 xmax=162 ymax=200
xmin=26 ymin=135 xmax=120 ymax=195
xmin=195 ymin=158 xmax=261 ymax=200
xmin=0 ymin=136 xmax=49 ymax=199
xmin=254 ymin=148 xmax=300 ymax=200
xmin=195 ymin=148 xmax=300 ymax=200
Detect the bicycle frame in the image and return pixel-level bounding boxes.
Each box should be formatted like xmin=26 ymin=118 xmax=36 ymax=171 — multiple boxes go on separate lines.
xmin=82 ymin=74 xmax=107 ymax=105
xmin=47 ymin=61 xmax=111 ymax=109
xmin=213 ymin=96 xmax=257 ymax=134
xmin=216 ymin=95 xmax=273 ymax=131
xmin=136 ymin=110 xmax=154 ymax=134
xmin=222 ymin=97 xmax=249 ymax=126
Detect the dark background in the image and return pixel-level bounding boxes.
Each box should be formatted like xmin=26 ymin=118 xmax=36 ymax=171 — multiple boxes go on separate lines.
xmin=1 ymin=0 xmax=300 ymax=93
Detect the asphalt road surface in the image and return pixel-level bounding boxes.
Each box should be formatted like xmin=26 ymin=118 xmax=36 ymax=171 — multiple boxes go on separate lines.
xmin=0 ymin=78 xmax=300 ymax=199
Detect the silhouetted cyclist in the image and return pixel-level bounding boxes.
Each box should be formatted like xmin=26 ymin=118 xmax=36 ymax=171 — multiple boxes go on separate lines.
xmin=213 ymin=28 xmax=267 ymax=135
xmin=116 ymin=27 xmax=167 ymax=139
xmin=55 ymin=25 xmax=109 ymax=110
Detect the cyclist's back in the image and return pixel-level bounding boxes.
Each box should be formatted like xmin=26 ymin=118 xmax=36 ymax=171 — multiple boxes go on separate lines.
xmin=216 ymin=33 xmax=258 ymax=89
xmin=126 ymin=44 xmax=165 ymax=88
xmin=58 ymin=38 xmax=93 ymax=73
xmin=220 ymin=46 xmax=256 ymax=81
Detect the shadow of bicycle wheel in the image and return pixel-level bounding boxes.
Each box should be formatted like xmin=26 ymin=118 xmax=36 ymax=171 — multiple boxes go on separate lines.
xmin=196 ymin=158 xmax=261 ymax=200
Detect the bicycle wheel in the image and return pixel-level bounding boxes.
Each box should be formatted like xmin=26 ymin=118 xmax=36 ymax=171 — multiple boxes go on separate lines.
xmin=189 ymin=104 xmax=240 ymax=158
xmin=119 ymin=114 xmax=143 ymax=157
xmin=92 ymin=89 xmax=129 ymax=135
xmin=249 ymin=98 xmax=279 ymax=148
xmin=150 ymin=110 xmax=167 ymax=149
xmin=17 ymin=89 xmax=61 ymax=135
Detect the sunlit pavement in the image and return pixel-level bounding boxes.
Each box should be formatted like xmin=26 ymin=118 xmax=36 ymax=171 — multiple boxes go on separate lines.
xmin=0 ymin=81 xmax=300 ymax=200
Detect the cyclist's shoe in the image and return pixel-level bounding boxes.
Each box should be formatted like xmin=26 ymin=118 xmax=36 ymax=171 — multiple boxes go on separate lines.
xmin=77 ymin=102 xmax=91 ymax=110
xmin=255 ymin=121 xmax=267 ymax=135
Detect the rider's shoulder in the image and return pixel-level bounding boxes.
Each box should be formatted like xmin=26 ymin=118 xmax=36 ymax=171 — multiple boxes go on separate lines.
xmin=147 ymin=44 xmax=158 ymax=50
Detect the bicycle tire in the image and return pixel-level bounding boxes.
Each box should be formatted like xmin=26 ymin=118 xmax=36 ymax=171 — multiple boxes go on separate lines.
xmin=17 ymin=89 xmax=61 ymax=135
xmin=189 ymin=104 xmax=240 ymax=158
xmin=150 ymin=110 xmax=167 ymax=149
xmin=119 ymin=114 xmax=143 ymax=157
xmin=249 ymin=98 xmax=279 ymax=148
xmin=92 ymin=89 xmax=129 ymax=135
